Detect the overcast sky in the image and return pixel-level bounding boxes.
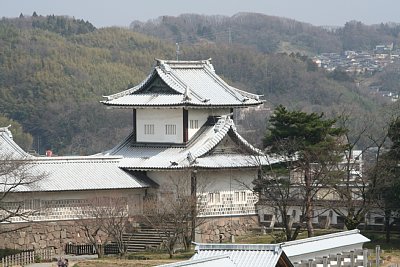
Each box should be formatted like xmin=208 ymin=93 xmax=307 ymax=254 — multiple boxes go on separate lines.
xmin=1 ymin=0 xmax=399 ymax=28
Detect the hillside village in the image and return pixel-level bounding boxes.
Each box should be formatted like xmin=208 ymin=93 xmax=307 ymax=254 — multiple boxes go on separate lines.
xmin=313 ymin=43 xmax=400 ymax=101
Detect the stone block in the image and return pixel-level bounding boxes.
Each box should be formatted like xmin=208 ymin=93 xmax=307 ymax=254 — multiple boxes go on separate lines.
xmin=47 ymin=225 xmax=55 ymax=232
xmin=34 ymin=234 xmax=41 ymax=242
xmin=60 ymin=230 xmax=67 ymax=239
xmin=39 ymin=240 xmax=46 ymax=249
xmin=217 ymin=220 xmax=225 ymax=227
xmin=54 ymin=231 xmax=61 ymax=239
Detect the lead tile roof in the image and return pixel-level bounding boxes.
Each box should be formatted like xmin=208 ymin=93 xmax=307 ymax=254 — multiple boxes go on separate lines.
xmin=105 ymin=116 xmax=278 ymax=170
xmin=102 ymin=59 xmax=264 ymax=108
xmin=158 ymin=255 xmax=235 ymax=267
xmin=190 ymin=243 xmax=288 ymax=267
xmin=0 ymin=130 xmax=148 ymax=192
xmin=0 ymin=127 xmax=31 ymax=159
xmin=24 ymin=156 xmax=146 ymax=192
xmin=280 ymin=229 xmax=370 ymax=258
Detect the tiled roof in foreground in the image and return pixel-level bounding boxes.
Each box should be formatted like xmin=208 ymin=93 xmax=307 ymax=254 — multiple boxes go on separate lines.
xmin=102 ymin=59 xmax=264 ymax=108
xmin=281 ymin=229 xmax=370 ymax=260
xmin=158 ymin=254 xmax=235 ymax=267
xmin=190 ymin=243 xmax=291 ymax=267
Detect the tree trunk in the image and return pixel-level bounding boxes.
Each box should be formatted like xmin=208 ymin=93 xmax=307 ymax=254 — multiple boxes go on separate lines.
xmin=304 ymin=172 xmax=314 ymax=237
xmin=190 ymin=170 xmax=197 ymax=244
xmin=291 ymin=225 xmax=301 ymax=240
xmin=385 ymin=208 xmax=392 ymax=243
xmin=94 ymin=243 xmax=104 ymax=258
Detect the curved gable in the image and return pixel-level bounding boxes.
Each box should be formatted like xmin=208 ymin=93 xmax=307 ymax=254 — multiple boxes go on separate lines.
xmin=134 ymin=75 xmax=181 ymax=95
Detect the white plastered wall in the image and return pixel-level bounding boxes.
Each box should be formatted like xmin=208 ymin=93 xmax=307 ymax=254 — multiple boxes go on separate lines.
xmin=137 ymin=109 xmax=183 ymax=143
xmin=147 ymin=168 xmax=259 ymax=217
xmin=187 ymin=108 xmax=231 ymax=140
xmin=6 ymin=188 xmax=146 ymax=222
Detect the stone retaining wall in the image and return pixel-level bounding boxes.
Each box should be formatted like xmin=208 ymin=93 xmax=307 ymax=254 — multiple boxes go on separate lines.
xmin=197 ymin=215 xmax=259 ymax=243
xmin=0 ymin=215 xmax=259 ymax=253
xmin=0 ymin=220 xmax=105 ymax=254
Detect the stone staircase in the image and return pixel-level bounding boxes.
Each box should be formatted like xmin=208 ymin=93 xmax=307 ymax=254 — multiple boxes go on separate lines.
xmin=122 ymin=226 xmax=169 ymax=252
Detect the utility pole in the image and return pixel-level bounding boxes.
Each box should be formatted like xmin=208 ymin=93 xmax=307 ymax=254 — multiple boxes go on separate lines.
xmin=228 ymin=27 xmax=232 ymax=45
xmin=176 ymin=43 xmax=180 ymax=61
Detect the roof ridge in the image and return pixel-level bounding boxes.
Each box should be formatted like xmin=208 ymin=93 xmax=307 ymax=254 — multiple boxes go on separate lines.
xmin=195 ymin=243 xmax=282 ymax=251
xmin=281 ymin=229 xmax=361 ymax=247
xmin=191 ymin=116 xmax=233 ymax=159
xmin=156 ymin=58 xmax=212 ymax=65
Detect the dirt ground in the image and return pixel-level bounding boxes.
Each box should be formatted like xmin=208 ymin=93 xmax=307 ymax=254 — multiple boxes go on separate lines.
xmin=381 ymin=254 xmax=400 ymax=266
xmin=72 ymin=259 xmax=181 ymax=267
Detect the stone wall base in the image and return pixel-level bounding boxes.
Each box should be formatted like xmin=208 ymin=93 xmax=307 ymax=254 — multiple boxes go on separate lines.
xmin=0 ymin=216 xmax=142 ymax=254
xmin=196 ymin=215 xmax=259 ymax=243
xmin=0 ymin=221 xmax=94 ymax=254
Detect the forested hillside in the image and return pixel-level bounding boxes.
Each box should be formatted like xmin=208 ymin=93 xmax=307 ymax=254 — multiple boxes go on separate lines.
xmin=131 ymin=13 xmax=400 ymax=54
xmin=0 ymin=14 xmax=392 ymax=155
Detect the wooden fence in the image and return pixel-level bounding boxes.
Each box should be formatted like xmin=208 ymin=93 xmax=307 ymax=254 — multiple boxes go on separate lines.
xmin=1 ymin=247 xmax=55 ymax=267
xmin=65 ymin=243 xmax=120 ymax=255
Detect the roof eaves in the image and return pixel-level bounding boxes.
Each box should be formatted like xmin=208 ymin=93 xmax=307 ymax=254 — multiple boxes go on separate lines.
xmin=229 ymin=124 xmax=264 ymax=155
xmin=102 ymin=70 xmax=157 ymax=101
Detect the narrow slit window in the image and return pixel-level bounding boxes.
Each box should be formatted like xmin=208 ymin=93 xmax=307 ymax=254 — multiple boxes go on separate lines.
xmin=144 ymin=124 xmax=154 ymax=135
xmin=165 ymin=124 xmax=176 ymax=135
xmin=190 ymin=119 xmax=199 ymax=129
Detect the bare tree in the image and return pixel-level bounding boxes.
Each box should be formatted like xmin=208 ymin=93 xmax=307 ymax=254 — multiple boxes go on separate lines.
xmin=102 ymin=197 xmax=129 ymax=256
xmin=0 ymin=153 xmax=46 ymax=233
xmin=253 ymin=140 xmax=303 ymax=241
xmin=142 ymin=173 xmax=206 ymax=258
xmin=327 ymin=112 xmax=390 ymax=230
xmin=76 ymin=196 xmax=129 ymax=258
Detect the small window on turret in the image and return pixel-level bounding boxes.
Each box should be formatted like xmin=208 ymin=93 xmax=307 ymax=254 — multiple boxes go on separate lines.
xmin=190 ymin=120 xmax=199 ymax=129
xmin=165 ymin=124 xmax=176 ymax=135
xmin=144 ymin=124 xmax=154 ymax=135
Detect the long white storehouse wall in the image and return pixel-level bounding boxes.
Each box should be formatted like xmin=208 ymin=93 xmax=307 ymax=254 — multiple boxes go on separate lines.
xmin=137 ymin=109 xmax=183 ymax=143
xmin=4 ymin=188 xmax=145 ymax=223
